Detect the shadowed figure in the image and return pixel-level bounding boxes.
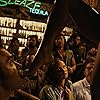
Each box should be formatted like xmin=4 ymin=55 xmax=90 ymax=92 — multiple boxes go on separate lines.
xmin=29 ymin=0 xmax=100 ymax=75
xmin=91 ymin=43 xmax=100 ymax=100
xmin=29 ymin=0 xmax=70 ymax=75
xmin=0 ymin=48 xmax=40 ymax=100
xmin=27 ymin=1 xmax=100 ymax=99
xmin=0 ymin=49 xmax=24 ymax=100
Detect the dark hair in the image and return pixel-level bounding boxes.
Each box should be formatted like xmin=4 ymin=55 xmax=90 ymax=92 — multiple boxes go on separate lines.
xmin=84 ymin=57 xmax=95 ymax=69
xmin=27 ymin=35 xmax=38 ymax=40
xmin=27 ymin=35 xmax=39 ymax=47
xmin=10 ymin=38 xmax=19 ymax=44
xmin=53 ymin=34 xmax=67 ymax=50
xmin=71 ymin=34 xmax=80 ymax=45
xmin=71 ymin=33 xmax=79 ymax=39
xmin=45 ymin=58 xmax=65 ymax=85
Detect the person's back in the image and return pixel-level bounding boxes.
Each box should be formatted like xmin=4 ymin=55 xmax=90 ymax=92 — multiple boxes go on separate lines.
xmin=73 ymin=78 xmax=91 ymax=100
xmin=73 ymin=58 xmax=95 ymax=100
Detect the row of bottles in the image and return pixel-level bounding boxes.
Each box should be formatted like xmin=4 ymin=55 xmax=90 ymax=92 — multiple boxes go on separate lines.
xmin=0 ymin=27 xmax=16 ymax=36
xmin=0 ymin=27 xmax=45 ymax=38
xmin=0 ymin=17 xmax=46 ymax=32
xmin=0 ymin=17 xmax=17 ymax=28
xmin=0 ymin=16 xmax=47 ymax=48
xmin=19 ymin=30 xmax=38 ymax=38
xmin=20 ymin=20 xmax=46 ymax=32
xmin=1 ymin=36 xmax=27 ymax=47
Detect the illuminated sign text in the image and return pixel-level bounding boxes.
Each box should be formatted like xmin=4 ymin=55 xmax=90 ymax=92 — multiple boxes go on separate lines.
xmin=0 ymin=0 xmax=49 ymax=16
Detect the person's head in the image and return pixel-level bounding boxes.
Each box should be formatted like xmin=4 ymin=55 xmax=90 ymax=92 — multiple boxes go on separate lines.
xmin=0 ymin=49 xmax=23 ymax=91
xmin=66 ymin=38 xmax=74 ymax=50
xmin=67 ymin=38 xmax=74 ymax=46
xmin=27 ymin=35 xmax=39 ymax=49
xmin=46 ymin=59 xmax=68 ymax=85
xmin=75 ymin=36 xmax=81 ymax=45
xmin=72 ymin=34 xmax=81 ymax=45
xmin=55 ymin=34 xmax=66 ymax=50
xmin=10 ymin=38 xmax=19 ymax=51
xmin=89 ymin=47 xmax=97 ymax=56
xmin=84 ymin=58 xmax=95 ymax=84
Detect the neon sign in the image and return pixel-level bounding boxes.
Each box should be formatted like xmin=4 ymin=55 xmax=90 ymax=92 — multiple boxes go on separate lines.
xmin=0 ymin=0 xmax=49 ymax=16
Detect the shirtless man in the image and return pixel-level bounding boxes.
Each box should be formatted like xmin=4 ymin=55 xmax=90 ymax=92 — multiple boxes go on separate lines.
xmin=0 ymin=48 xmax=39 ymax=100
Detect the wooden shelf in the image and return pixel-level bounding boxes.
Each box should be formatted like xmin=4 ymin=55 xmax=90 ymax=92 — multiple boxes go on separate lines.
xmin=19 ymin=28 xmax=44 ymax=33
xmin=0 ymin=26 xmax=16 ymax=29
xmin=0 ymin=26 xmax=44 ymax=33
xmin=1 ymin=35 xmax=27 ymax=39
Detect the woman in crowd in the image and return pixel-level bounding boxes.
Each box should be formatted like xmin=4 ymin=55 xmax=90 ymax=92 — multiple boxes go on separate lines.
xmin=39 ymin=58 xmax=74 ymax=100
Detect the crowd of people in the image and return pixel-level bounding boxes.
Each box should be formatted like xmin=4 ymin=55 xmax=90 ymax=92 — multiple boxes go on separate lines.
xmin=0 ymin=33 xmax=97 ymax=100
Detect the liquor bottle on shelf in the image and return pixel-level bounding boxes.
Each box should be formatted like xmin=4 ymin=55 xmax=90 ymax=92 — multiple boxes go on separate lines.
xmin=9 ymin=29 xmax=12 ymax=36
xmin=3 ymin=28 xmax=6 ymax=36
xmin=8 ymin=22 xmax=12 ymax=27
xmin=14 ymin=19 xmax=17 ymax=28
xmin=6 ymin=19 xmax=9 ymax=27
xmin=0 ymin=19 xmax=1 ymax=26
xmin=1 ymin=28 xmax=3 ymax=35
xmin=2 ymin=20 xmax=4 ymax=26
xmin=5 ymin=20 xmax=7 ymax=27
xmin=6 ymin=29 xmax=8 ymax=36
xmin=0 ymin=28 xmax=1 ymax=34
xmin=2 ymin=29 xmax=4 ymax=35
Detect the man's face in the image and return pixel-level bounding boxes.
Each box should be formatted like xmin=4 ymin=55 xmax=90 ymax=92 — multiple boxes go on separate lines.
xmin=12 ymin=40 xmax=19 ymax=51
xmin=84 ymin=62 xmax=95 ymax=83
xmin=0 ymin=49 xmax=23 ymax=90
xmin=90 ymin=48 xmax=97 ymax=55
xmin=56 ymin=36 xmax=65 ymax=48
xmin=75 ymin=36 xmax=81 ymax=45
xmin=27 ymin=37 xmax=37 ymax=48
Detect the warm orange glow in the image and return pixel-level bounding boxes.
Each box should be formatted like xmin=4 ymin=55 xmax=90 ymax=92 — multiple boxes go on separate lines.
xmin=83 ymin=0 xmax=98 ymax=8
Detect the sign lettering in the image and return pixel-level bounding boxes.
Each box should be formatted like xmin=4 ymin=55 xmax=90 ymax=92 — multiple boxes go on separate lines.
xmin=0 ymin=0 xmax=49 ymax=16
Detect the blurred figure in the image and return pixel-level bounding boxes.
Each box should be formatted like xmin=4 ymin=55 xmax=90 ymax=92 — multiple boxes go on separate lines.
xmin=86 ymin=47 xmax=97 ymax=60
xmin=21 ymin=35 xmax=39 ymax=69
xmin=21 ymin=35 xmax=38 ymax=65
xmin=0 ymin=48 xmax=24 ymax=100
xmin=21 ymin=35 xmax=39 ymax=59
xmin=0 ymin=35 xmax=3 ymax=48
xmin=78 ymin=42 xmax=87 ymax=61
xmin=39 ymin=59 xmax=74 ymax=100
xmin=71 ymin=34 xmax=81 ymax=64
xmin=75 ymin=35 xmax=81 ymax=46
xmin=16 ymin=35 xmax=40 ymax=99
xmin=73 ymin=57 xmax=95 ymax=100
xmin=0 ymin=48 xmax=40 ymax=100
xmin=8 ymin=38 xmax=20 ymax=60
xmin=52 ymin=34 xmax=76 ymax=82
xmin=70 ymin=34 xmax=86 ymax=82
xmin=67 ymin=38 xmax=74 ymax=50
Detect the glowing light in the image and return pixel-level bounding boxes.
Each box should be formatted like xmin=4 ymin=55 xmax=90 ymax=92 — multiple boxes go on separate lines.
xmin=0 ymin=0 xmax=49 ymax=16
